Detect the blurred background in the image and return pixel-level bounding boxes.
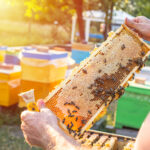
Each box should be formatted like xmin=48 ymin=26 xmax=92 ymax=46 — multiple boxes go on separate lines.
xmin=0 ymin=0 xmax=150 ymax=150
xmin=0 ymin=0 xmax=150 ymax=46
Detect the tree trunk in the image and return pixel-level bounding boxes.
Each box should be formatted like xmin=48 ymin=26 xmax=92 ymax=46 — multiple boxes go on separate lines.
xmin=28 ymin=19 xmax=32 ymax=33
xmin=103 ymin=0 xmax=114 ymax=40
xmin=108 ymin=0 xmax=114 ymax=31
xmin=73 ymin=0 xmax=85 ymax=43
xmin=104 ymin=8 xmax=109 ymax=40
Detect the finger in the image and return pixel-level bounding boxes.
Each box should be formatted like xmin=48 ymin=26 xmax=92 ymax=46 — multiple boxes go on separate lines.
xmin=125 ymin=17 xmax=138 ymax=29
xmin=21 ymin=123 xmax=39 ymax=138
xmin=21 ymin=110 xmax=35 ymax=121
xmin=25 ymin=136 xmax=44 ymax=148
xmin=40 ymin=108 xmax=58 ymax=123
xmin=131 ymin=28 xmax=137 ymax=33
xmin=21 ymin=122 xmax=26 ymax=131
xmin=133 ymin=17 xmax=140 ymax=23
xmin=125 ymin=18 xmax=145 ymax=36
xmin=24 ymin=134 xmax=34 ymax=146
xmin=37 ymin=99 xmax=45 ymax=110
xmin=40 ymin=107 xmax=52 ymax=113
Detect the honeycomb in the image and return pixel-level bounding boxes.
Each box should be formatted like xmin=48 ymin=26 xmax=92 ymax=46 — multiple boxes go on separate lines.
xmin=76 ymin=130 xmax=135 ymax=150
xmin=44 ymin=24 xmax=150 ymax=136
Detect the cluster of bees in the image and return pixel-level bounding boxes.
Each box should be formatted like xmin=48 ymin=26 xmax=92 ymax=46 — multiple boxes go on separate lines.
xmin=63 ymin=101 xmax=86 ymax=136
xmin=61 ymin=50 xmax=147 ymax=137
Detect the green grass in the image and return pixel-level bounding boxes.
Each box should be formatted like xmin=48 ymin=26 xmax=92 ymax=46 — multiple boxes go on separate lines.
xmin=0 ymin=105 xmax=41 ymax=150
xmin=145 ymin=59 xmax=150 ymax=66
xmin=0 ymin=20 xmax=69 ymax=46
xmin=0 ymin=125 xmax=41 ymax=150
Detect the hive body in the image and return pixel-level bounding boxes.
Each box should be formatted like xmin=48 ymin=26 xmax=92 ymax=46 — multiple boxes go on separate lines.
xmin=45 ymin=25 xmax=150 ymax=135
xmin=0 ymin=65 xmax=21 ymax=107
xmin=76 ymin=130 xmax=135 ymax=150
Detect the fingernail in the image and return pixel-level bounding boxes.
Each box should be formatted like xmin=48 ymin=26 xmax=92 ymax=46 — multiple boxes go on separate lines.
xmin=37 ymin=99 xmax=45 ymax=109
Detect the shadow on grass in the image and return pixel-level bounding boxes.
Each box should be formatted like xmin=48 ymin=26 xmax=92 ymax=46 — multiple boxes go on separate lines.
xmin=0 ymin=105 xmax=41 ymax=150
xmin=0 ymin=125 xmax=42 ymax=150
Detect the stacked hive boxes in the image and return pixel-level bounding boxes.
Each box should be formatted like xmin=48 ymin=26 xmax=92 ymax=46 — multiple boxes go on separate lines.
xmin=19 ymin=49 xmax=68 ymax=107
xmin=0 ymin=64 xmax=21 ymax=107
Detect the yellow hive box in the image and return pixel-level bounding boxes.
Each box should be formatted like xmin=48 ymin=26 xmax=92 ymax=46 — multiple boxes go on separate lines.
xmin=0 ymin=65 xmax=21 ymax=81
xmin=21 ymin=50 xmax=68 ymax=83
xmin=0 ymin=79 xmax=20 ymax=107
xmin=18 ymin=79 xmax=62 ymax=108
xmin=0 ymin=51 xmax=5 ymax=63
xmin=0 ymin=65 xmax=21 ymax=107
xmin=0 ymin=46 xmax=7 ymax=63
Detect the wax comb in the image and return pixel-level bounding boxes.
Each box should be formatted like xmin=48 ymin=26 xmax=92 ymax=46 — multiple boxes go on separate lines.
xmin=44 ymin=24 xmax=150 ymax=136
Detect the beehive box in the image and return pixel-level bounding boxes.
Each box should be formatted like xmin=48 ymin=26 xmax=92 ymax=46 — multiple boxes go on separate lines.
xmin=71 ymin=43 xmax=94 ymax=64
xmin=116 ymin=81 xmax=150 ymax=129
xmin=0 ymin=79 xmax=20 ymax=107
xmin=5 ymin=47 xmax=21 ymax=65
xmin=0 ymin=46 xmax=7 ymax=63
xmin=0 ymin=65 xmax=21 ymax=81
xmin=21 ymin=50 xmax=68 ymax=83
xmin=0 ymin=65 xmax=21 ymax=107
xmin=18 ymin=79 xmax=62 ymax=108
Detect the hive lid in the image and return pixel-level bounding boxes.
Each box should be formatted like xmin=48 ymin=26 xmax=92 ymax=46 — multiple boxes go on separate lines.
xmin=23 ymin=46 xmax=36 ymax=51
xmin=0 ymin=64 xmax=21 ymax=74
xmin=0 ymin=46 xmax=8 ymax=50
xmin=22 ymin=49 xmax=68 ymax=60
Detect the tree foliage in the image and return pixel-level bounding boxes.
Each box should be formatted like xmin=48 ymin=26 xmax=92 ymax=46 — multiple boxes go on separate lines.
xmin=84 ymin=0 xmax=129 ymax=39
xmin=6 ymin=0 xmax=150 ymax=41
xmin=121 ymin=0 xmax=150 ymax=18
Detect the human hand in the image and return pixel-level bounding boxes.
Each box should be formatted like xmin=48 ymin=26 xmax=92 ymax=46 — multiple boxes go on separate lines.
xmin=134 ymin=113 xmax=150 ymax=150
xmin=125 ymin=16 xmax=150 ymax=41
xmin=21 ymin=100 xmax=80 ymax=150
xmin=21 ymin=100 xmax=58 ymax=149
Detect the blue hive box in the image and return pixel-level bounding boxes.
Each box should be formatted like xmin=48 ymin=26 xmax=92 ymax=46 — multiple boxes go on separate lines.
xmin=71 ymin=43 xmax=94 ymax=64
xmin=4 ymin=47 xmax=21 ymax=65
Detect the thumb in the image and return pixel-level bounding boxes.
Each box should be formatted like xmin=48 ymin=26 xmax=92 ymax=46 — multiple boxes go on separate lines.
xmin=37 ymin=99 xmax=50 ymax=113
